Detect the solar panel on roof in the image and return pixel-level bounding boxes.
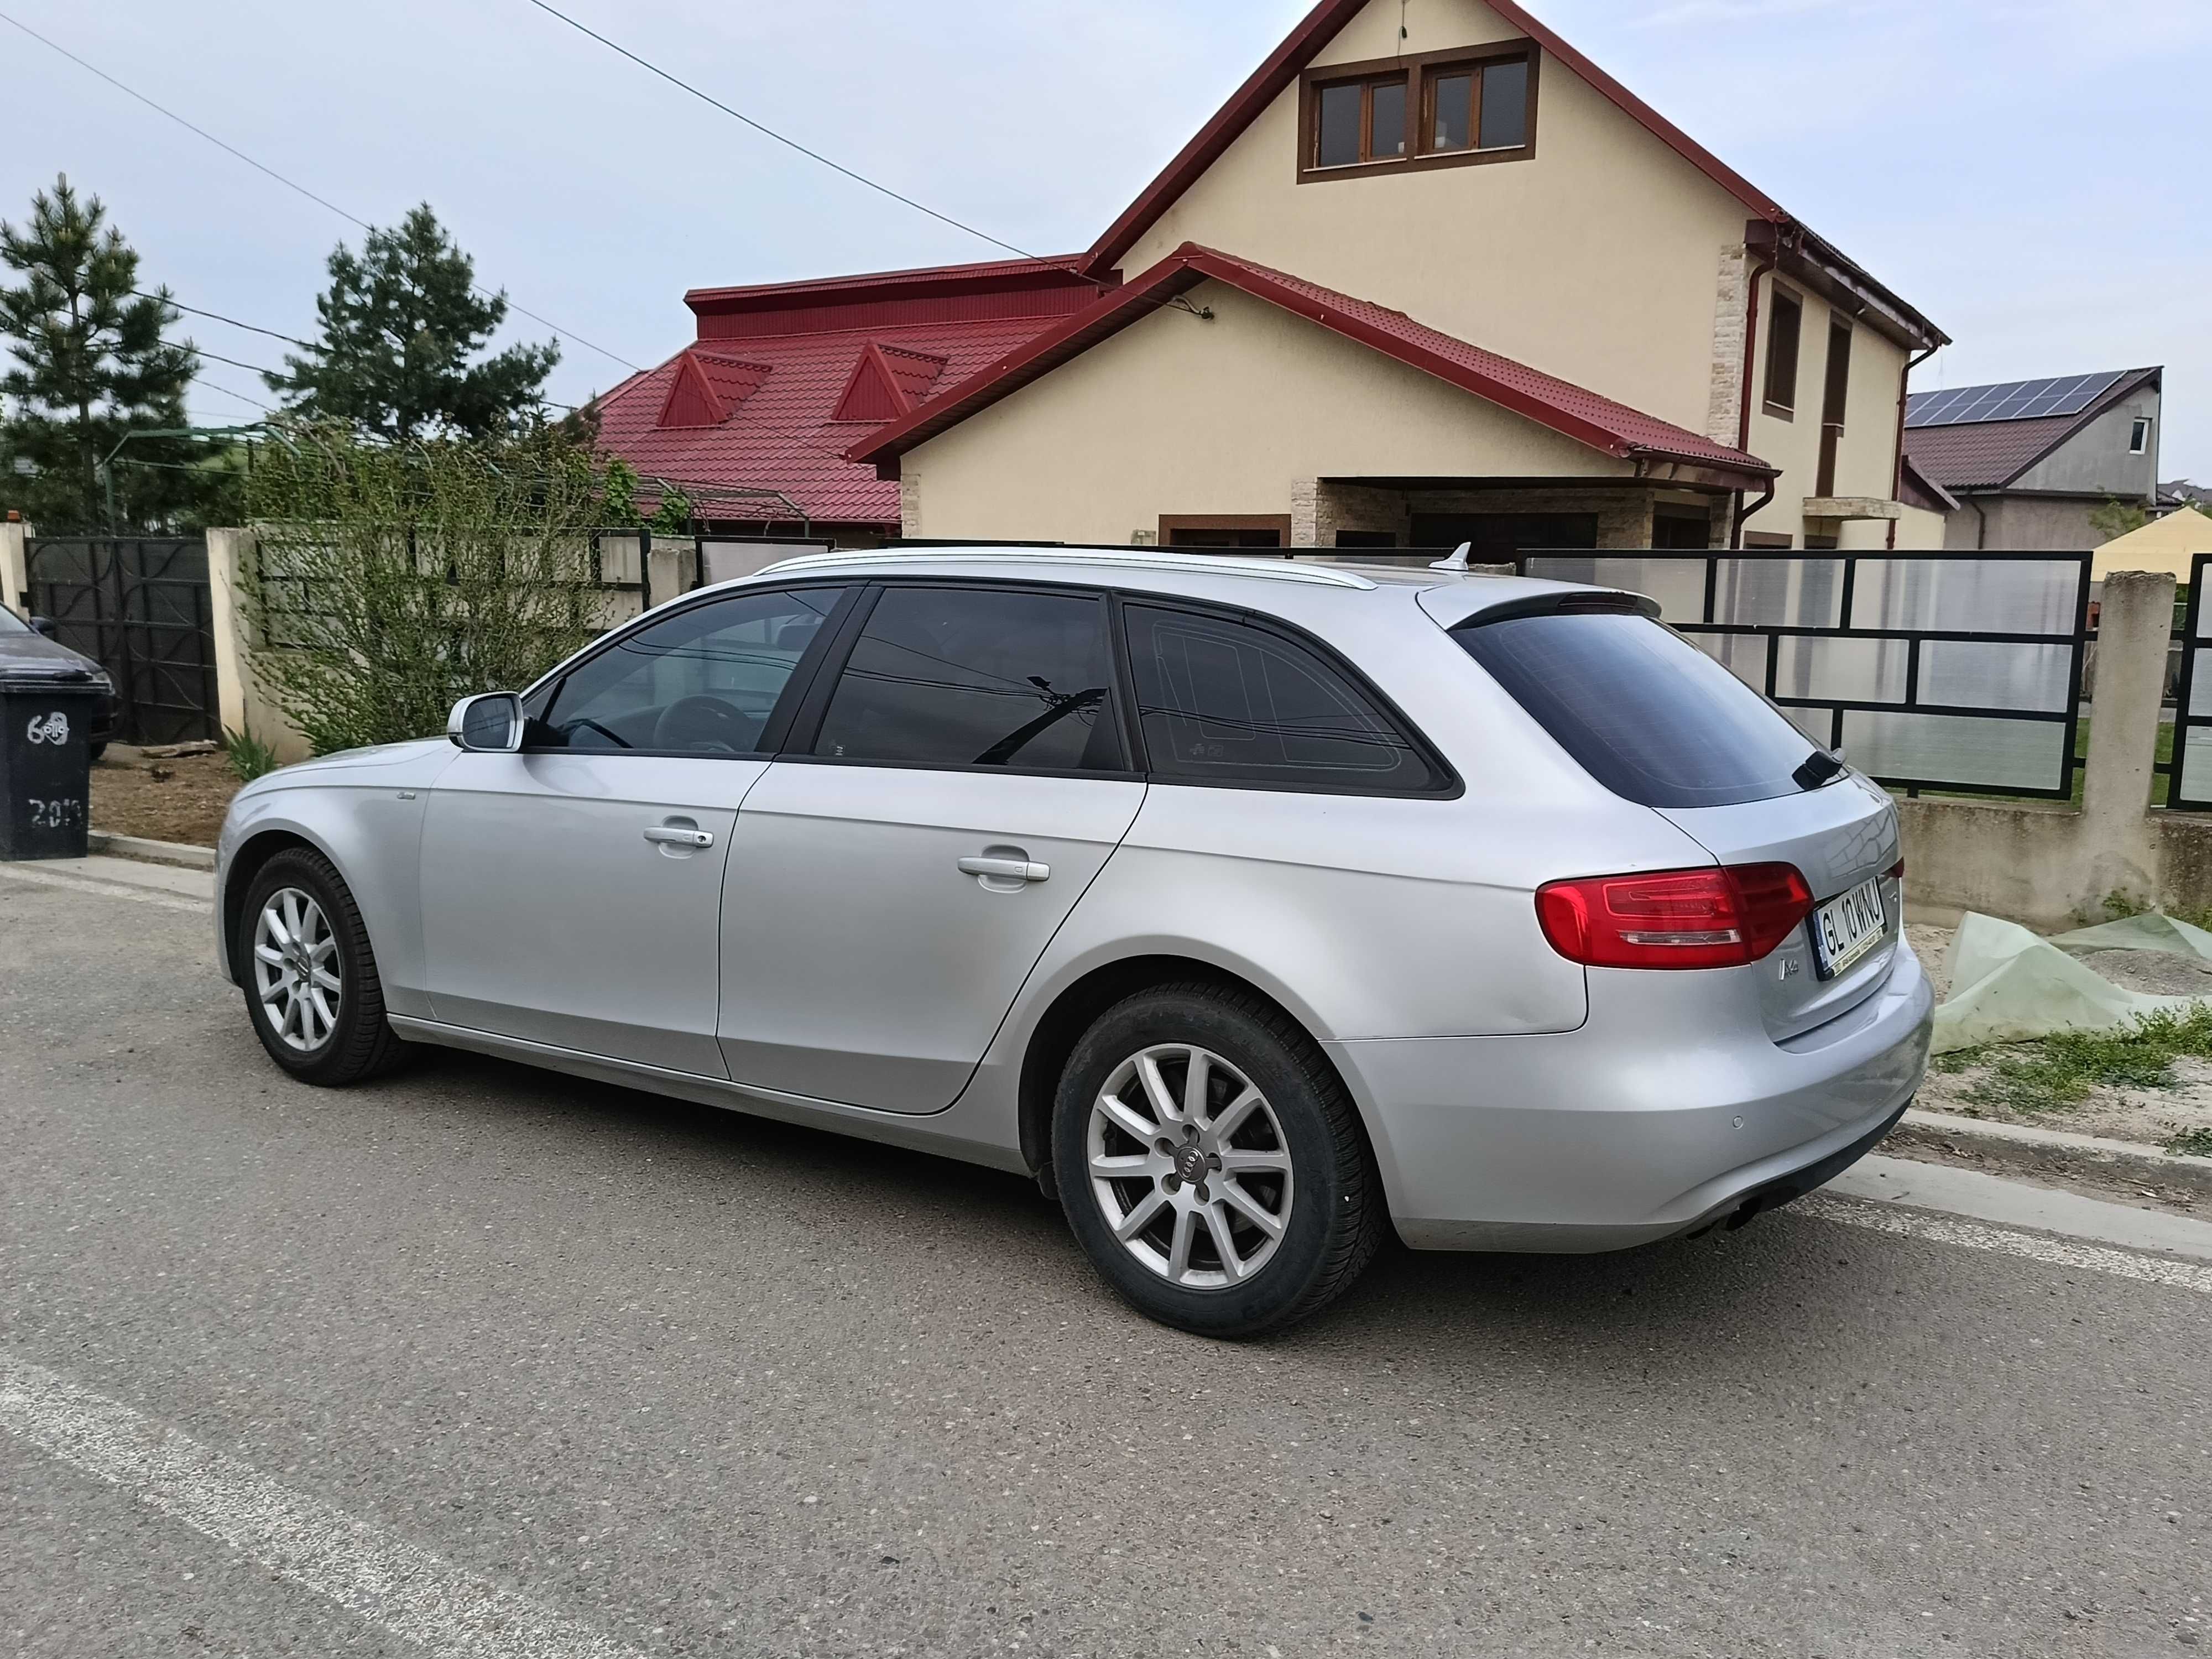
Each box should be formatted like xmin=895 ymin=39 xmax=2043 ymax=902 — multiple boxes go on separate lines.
xmin=1905 ymin=371 xmax=2125 ymax=427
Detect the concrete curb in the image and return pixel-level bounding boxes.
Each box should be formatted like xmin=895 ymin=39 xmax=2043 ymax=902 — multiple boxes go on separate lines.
xmin=1895 ymin=1107 xmax=2212 ymax=1202
xmin=86 ymin=831 xmax=216 ymax=872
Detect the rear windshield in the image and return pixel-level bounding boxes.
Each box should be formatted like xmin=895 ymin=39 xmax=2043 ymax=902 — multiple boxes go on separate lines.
xmin=1452 ymin=608 xmax=1820 ymax=807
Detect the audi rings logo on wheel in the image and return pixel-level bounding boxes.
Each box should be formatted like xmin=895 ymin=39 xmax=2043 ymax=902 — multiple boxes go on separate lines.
xmin=25 ymin=711 xmax=70 ymax=745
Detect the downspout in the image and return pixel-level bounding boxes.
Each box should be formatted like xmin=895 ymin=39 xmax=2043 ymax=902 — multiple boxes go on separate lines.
xmin=1969 ymin=497 xmax=1988 ymax=550
xmin=1888 ymin=343 xmax=1939 ymax=550
xmin=1731 ymin=242 xmax=1778 ymax=548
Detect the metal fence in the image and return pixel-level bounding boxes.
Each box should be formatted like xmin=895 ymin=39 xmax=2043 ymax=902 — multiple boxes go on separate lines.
xmin=2167 ymin=552 xmax=2212 ymax=809
xmin=27 ymin=536 xmax=218 ymax=745
xmin=1514 ymin=550 xmax=2094 ymax=800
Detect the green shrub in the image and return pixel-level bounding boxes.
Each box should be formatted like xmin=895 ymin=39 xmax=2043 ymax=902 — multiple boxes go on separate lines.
xmin=221 ymin=724 xmax=280 ymax=782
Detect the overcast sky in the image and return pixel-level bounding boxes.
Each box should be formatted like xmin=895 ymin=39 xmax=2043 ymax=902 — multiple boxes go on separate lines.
xmin=5 ymin=0 xmax=2206 ymax=482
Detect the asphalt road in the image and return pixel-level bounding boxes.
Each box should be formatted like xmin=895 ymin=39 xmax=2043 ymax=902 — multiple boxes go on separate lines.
xmin=2 ymin=870 xmax=2208 ymax=1658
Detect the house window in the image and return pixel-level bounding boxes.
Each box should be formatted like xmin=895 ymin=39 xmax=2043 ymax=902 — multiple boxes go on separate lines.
xmin=1763 ymin=285 xmax=1803 ymax=418
xmin=2130 ymin=417 xmax=2153 ymax=455
xmin=1313 ymin=75 xmax=1408 ymax=168
xmin=1302 ymin=44 xmax=1537 ymax=182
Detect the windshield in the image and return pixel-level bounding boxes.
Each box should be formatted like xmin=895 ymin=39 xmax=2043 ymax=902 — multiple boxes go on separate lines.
xmin=1453 ymin=608 xmax=1823 ymax=808
xmin=0 ymin=607 xmax=29 ymax=636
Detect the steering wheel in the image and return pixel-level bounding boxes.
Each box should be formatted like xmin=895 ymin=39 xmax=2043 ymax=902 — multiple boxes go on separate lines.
xmin=652 ymin=695 xmax=755 ymax=754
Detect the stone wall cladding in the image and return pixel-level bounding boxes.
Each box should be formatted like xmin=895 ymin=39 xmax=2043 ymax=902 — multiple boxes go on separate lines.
xmin=1705 ymin=244 xmax=1749 ymax=448
xmin=898 ymin=472 xmax=922 ymax=539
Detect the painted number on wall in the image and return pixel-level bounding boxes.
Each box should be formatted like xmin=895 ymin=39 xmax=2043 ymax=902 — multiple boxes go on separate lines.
xmin=27 ymin=796 xmax=85 ymax=831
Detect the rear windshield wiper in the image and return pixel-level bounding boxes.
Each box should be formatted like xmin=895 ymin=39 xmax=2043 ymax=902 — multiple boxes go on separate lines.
xmin=1792 ymin=749 xmax=1845 ymax=791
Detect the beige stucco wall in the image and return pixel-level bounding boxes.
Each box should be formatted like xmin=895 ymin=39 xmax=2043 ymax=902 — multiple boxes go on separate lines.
xmin=902 ymin=280 xmax=1632 ymax=545
xmin=1117 ymin=0 xmax=1754 ymax=441
xmin=1740 ymin=272 xmax=1911 ymax=545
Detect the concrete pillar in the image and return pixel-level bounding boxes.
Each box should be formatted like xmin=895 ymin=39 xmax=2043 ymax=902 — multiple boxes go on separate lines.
xmin=206 ymin=528 xmax=312 ymax=762
xmin=1 ymin=518 xmax=28 ymax=613
xmin=2080 ymin=571 xmax=2172 ymax=826
xmin=1288 ymin=479 xmax=1321 ymax=549
xmin=644 ymin=535 xmax=698 ymax=611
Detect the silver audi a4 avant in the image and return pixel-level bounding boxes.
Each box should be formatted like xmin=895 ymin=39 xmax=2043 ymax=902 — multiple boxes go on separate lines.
xmin=217 ymin=549 xmax=1932 ymax=1335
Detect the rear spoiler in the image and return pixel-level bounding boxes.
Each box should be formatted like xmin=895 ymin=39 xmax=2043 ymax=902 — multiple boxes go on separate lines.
xmin=1444 ymin=590 xmax=1660 ymax=630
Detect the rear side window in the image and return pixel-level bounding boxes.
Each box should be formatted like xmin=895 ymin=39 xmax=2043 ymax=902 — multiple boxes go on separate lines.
xmin=1452 ymin=609 xmax=1818 ymax=808
xmin=811 ymin=585 xmax=1123 ymax=771
xmin=1123 ymin=602 xmax=1445 ymax=792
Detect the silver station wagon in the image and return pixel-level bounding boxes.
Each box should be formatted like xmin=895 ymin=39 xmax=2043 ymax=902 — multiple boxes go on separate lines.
xmin=216 ymin=549 xmax=1932 ymax=1335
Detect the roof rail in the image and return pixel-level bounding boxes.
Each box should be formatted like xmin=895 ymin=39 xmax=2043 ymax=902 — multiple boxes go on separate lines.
xmin=753 ymin=547 xmax=1379 ymax=589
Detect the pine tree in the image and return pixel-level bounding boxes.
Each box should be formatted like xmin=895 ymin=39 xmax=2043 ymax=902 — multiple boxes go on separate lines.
xmin=0 ymin=174 xmax=206 ymax=530
xmin=270 ymin=205 xmax=559 ymax=441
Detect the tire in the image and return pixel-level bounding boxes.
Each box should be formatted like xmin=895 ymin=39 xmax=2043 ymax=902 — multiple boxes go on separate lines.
xmin=238 ymin=847 xmax=410 ymax=1086
xmin=1052 ymin=983 xmax=1384 ymax=1338
xmin=87 ymin=742 xmax=107 ymax=763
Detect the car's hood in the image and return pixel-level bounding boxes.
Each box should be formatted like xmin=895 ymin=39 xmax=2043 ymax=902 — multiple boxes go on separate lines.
xmin=237 ymin=735 xmax=452 ymax=797
xmin=0 ymin=632 xmax=106 ymax=680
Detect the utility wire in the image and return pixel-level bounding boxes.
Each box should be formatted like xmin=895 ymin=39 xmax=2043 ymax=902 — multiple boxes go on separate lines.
xmin=196 ymin=382 xmax=277 ymax=413
xmin=523 ymin=0 xmax=1038 ymax=262
xmin=181 ymin=343 xmax=286 ymax=380
xmin=0 ymin=7 xmax=643 ymax=374
xmin=131 ymin=290 xmax=315 ymax=351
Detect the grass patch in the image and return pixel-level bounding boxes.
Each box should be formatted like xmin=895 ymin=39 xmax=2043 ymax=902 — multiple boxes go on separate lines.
xmin=1945 ymin=1004 xmax=2212 ymax=1114
xmin=2167 ymin=1126 xmax=2212 ymax=1158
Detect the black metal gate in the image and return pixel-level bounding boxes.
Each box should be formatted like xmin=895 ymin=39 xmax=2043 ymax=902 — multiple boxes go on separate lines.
xmin=26 ymin=537 xmax=218 ymax=745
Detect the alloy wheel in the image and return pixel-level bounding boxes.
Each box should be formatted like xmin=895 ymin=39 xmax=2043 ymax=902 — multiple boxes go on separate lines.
xmin=1085 ymin=1043 xmax=1294 ymax=1289
xmin=253 ymin=886 xmax=341 ymax=1052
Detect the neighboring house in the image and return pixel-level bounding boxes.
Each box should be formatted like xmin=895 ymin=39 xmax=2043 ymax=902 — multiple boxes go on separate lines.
xmin=598 ymin=0 xmax=1949 ymax=554
xmin=2094 ymin=504 xmax=2212 ymax=584
xmin=2158 ymin=478 xmax=2210 ymax=517
xmin=1902 ymin=368 xmax=2163 ymax=551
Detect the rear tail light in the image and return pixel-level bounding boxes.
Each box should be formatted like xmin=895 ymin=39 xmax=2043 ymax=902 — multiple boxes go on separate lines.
xmin=1887 ymin=855 xmax=1905 ymax=880
xmin=1535 ymin=863 xmax=1815 ymax=969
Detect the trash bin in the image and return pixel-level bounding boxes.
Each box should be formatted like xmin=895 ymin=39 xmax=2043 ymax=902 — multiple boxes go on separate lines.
xmin=0 ymin=667 xmax=99 ymax=860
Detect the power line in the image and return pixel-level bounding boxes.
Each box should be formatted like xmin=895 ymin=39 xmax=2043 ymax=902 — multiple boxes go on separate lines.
xmin=0 ymin=7 xmax=644 ymax=375
xmin=132 ymin=290 xmax=314 ymax=351
xmin=523 ymin=0 xmax=1038 ymax=263
xmin=195 ymin=382 xmax=276 ymax=413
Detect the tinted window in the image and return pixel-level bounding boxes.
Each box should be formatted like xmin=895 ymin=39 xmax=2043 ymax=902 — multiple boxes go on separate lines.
xmin=0 ymin=607 xmax=28 ymax=635
xmin=1429 ymin=71 xmax=1473 ymax=151
xmin=812 ymin=586 xmax=1121 ymax=771
xmin=1369 ymin=79 xmax=1406 ymax=157
xmin=1124 ymin=603 xmax=1443 ymax=792
xmin=1479 ymin=59 xmax=1528 ymax=148
xmin=535 ymin=586 xmax=839 ymax=753
xmin=1316 ymin=82 xmax=1363 ymax=167
xmin=1453 ymin=609 xmax=1820 ymax=808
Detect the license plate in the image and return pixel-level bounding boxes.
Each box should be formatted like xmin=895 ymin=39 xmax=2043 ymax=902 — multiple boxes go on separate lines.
xmin=1810 ymin=876 xmax=1886 ymax=978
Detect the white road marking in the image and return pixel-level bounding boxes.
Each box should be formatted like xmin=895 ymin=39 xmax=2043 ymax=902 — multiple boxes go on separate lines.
xmin=1801 ymin=1196 xmax=2212 ymax=1296
xmin=0 ymin=1352 xmax=644 ymax=1659
xmin=0 ymin=865 xmax=210 ymax=912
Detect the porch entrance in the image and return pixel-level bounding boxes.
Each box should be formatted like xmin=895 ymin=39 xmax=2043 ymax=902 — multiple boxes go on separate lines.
xmin=1407 ymin=512 xmax=1597 ymax=557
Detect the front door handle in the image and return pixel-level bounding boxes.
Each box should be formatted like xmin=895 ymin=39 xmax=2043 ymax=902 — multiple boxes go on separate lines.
xmin=644 ymin=825 xmax=714 ymax=849
xmin=957 ymin=854 xmax=1050 ymax=884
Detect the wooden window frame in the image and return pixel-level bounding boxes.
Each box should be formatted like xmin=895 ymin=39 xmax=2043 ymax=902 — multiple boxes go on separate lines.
xmin=1299 ymin=42 xmax=1539 ymax=184
xmin=1742 ymin=531 xmax=1795 ymax=550
xmin=1158 ymin=514 xmax=1293 ymax=549
xmin=1762 ymin=283 xmax=1803 ymax=421
xmin=1815 ymin=314 xmax=1853 ymax=497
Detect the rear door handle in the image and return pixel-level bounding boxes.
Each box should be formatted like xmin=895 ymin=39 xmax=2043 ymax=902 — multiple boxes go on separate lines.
xmin=644 ymin=826 xmax=714 ymax=848
xmin=957 ymin=855 xmax=1050 ymax=884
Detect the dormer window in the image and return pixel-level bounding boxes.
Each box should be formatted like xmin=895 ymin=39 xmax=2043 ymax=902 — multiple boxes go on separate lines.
xmin=1302 ymin=44 xmax=1537 ymax=182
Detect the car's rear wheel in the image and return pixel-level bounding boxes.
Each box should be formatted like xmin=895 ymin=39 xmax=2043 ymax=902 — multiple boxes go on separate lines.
xmin=1053 ymin=984 xmax=1383 ymax=1338
xmin=239 ymin=848 xmax=409 ymax=1086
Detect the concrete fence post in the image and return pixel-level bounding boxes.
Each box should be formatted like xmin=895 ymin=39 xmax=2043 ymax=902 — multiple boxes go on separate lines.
xmin=2075 ymin=570 xmax=2173 ymax=902
xmin=1 ymin=518 xmax=28 ymax=613
xmin=206 ymin=528 xmax=312 ymax=763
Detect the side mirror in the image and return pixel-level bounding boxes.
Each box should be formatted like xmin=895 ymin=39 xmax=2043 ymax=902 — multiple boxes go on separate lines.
xmin=448 ymin=692 xmax=523 ymax=752
xmin=29 ymin=615 xmax=58 ymax=639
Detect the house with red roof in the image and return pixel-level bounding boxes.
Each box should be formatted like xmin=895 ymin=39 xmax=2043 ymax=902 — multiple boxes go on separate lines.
xmin=594 ymin=0 xmax=1948 ymax=556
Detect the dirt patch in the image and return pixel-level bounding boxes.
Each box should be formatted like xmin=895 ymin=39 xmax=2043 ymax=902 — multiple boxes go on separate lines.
xmin=1907 ymin=922 xmax=2212 ymax=1152
xmin=90 ymin=749 xmax=241 ymax=848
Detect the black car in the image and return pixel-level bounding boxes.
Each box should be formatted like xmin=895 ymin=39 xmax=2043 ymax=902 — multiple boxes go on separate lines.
xmin=0 ymin=606 xmax=118 ymax=758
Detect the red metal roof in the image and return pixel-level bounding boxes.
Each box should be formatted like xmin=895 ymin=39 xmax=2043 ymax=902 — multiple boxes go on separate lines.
xmin=1080 ymin=0 xmax=1941 ymax=349
xmin=848 ymin=244 xmax=1776 ymax=485
xmin=593 ymin=317 xmax=1065 ymax=525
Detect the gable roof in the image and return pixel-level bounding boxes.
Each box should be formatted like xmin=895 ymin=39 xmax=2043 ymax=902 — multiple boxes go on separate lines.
xmin=1083 ymin=0 xmax=1944 ymax=350
xmin=1903 ymin=367 xmax=2161 ymax=492
xmin=848 ymin=243 xmax=1776 ymax=488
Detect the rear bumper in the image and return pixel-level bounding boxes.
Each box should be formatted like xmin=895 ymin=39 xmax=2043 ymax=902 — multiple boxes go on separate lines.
xmin=1327 ymin=943 xmax=1933 ymax=1252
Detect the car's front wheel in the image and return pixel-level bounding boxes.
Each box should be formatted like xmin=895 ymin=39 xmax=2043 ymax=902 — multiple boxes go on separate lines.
xmin=1053 ymin=984 xmax=1384 ymax=1338
xmin=239 ymin=847 xmax=409 ymax=1086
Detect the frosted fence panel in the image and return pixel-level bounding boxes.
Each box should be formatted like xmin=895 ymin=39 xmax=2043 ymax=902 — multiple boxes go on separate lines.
xmin=2182 ymin=728 xmax=2212 ymax=801
xmin=1709 ymin=558 xmax=1843 ymax=628
xmin=1848 ymin=558 xmax=2078 ymax=635
xmin=2192 ymin=668 xmax=2212 ymax=720
xmin=1773 ymin=636 xmax=1908 ymax=703
xmin=1785 ymin=706 xmax=1837 ymax=748
xmin=1841 ymin=710 xmax=2067 ymax=790
xmin=1918 ymin=639 xmax=2073 ymax=712
xmin=1521 ymin=556 xmax=1706 ymax=623
xmin=1682 ymin=630 xmax=1769 ymax=688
